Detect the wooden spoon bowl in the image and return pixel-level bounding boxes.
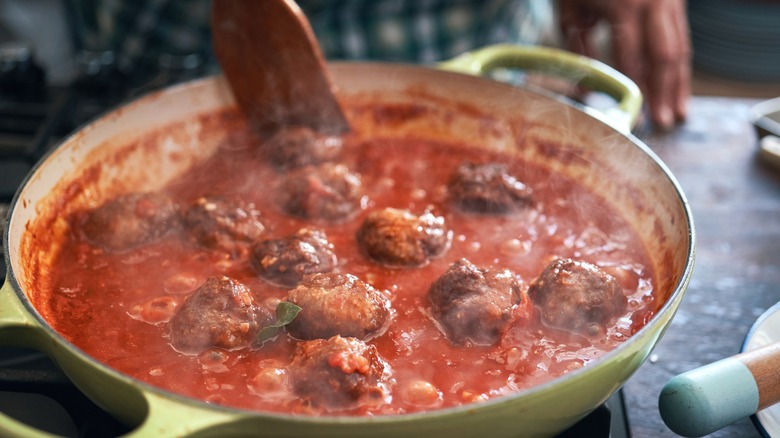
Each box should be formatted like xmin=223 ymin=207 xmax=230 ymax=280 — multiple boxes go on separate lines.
xmin=211 ymin=0 xmax=350 ymax=138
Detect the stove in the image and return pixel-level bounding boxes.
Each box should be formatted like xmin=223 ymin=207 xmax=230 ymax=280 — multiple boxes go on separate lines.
xmin=0 ymin=49 xmax=631 ymax=438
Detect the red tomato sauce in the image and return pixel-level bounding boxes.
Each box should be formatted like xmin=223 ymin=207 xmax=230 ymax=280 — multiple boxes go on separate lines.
xmin=38 ymin=107 xmax=657 ymax=416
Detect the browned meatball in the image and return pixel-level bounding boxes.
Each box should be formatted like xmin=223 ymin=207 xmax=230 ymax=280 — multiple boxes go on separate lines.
xmin=357 ymin=208 xmax=451 ymax=268
xmin=448 ymin=162 xmax=532 ymax=213
xmin=428 ymin=259 xmax=523 ymax=346
xmin=169 ymin=276 xmax=272 ymax=354
xmin=262 ymin=125 xmax=343 ymax=169
xmin=286 ymin=273 xmax=392 ymax=341
xmin=77 ymin=191 xmax=178 ymax=252
xmin=182 ymin=195 xmax=265 ymax=256
xmin=250 ymin=228 xmax=338 ymax=288
xmin=289 ymin=335 xmax=390 ymax=411
xmin=278 ymin=163 xmax=364 ymax=222
xmin=528 ymin=258 xmax=627 ymax=337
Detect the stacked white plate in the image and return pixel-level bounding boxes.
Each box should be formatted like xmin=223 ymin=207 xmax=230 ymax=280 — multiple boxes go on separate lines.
xmin=689 ymin=1 xmax=780 ymax=82
xmin=742 ymin=302 xmax=780 ymax=436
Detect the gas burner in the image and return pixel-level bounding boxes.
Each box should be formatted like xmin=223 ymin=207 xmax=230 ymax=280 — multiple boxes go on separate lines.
xmin=0 ymin=43 xmax=46 ymax=100
xmin=0 ymin=83 xmax=72 ymax=202
xmin=0 ymin=348 xmax=129 ymax=437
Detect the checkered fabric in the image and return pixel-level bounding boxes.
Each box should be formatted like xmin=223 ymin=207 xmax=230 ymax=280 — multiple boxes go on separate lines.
xmin=299 ymin=0 xmax=551 ymax=64
xmin=71 ymin=0 xmax=551 ymax=84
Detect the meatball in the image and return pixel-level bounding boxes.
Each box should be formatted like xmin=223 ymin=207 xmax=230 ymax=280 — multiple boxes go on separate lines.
xmin=169 ymin=276 xmax=272 ymax=354
xmin=278 ymin=163 xmax=364 ymax=222
xmin=289 ymin=335 xmax=390 ymax=410
xmin=448 ymin=162 xmax=533 ymax=213
xmin=428 ymin=259 xmax=523 ymax=346
xmin=250 ymin=228 xmax=338 ymax=288
xmin=77 ymin=191 xmax=178 ymax=252
xmin=182 ymin=195 xmax=265 ymax=256
xmin=528 ymin=258 xmax=627 ymax=337
xmin=286 ymin=273 xmax=392 ymax=341
xmin=262 ymin=125 xmax=343 ymax=169
xmin=357 ymin=208 xmax=451 ymax=268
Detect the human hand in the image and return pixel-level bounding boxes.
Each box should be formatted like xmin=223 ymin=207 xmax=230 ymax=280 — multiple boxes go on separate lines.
xmin=559 ymin=0 xmax=691 ymax=130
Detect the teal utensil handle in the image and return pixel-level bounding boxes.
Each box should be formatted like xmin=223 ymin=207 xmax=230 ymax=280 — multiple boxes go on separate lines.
xmin=659 ymin=341 xmax=780 ymax=437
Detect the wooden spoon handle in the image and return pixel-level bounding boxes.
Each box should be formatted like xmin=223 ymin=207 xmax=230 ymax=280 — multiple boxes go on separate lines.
xmin=211 ymin=0 xmax=349 ymax=138
xmin=659 ymin=341 xmax=780 ymax=437
xmin=745 ymin=341 xmax=780 ymax=409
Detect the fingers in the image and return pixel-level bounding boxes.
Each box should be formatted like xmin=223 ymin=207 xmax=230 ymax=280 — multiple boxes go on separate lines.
xmin=644 ymin=2 xmax=679 ymax=128
xmin=559 ymin=2 xmax=599 ymax=58
xmin=671 ymin=0 xmax=692 ymax=121
xmin=608 ymin=4 xmax=645 ymax=96
xmin=643 ymin=0 xmax=691 ymax=129
xmin=558 ymin=0 xmax=692 ymax=131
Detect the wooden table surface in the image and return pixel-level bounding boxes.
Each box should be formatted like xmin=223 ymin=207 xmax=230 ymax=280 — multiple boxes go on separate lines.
xmin=624 ymin=96 xmax=780 ymax=437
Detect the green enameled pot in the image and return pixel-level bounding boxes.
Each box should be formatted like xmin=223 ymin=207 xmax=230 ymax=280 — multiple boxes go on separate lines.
xmin=0 ymin=45 xmax=694 ymax=437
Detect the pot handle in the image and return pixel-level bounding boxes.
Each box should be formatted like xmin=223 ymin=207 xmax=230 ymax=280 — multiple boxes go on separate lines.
xmin=123 ymin=390 xmax=242 ymax=437
xmin=0 ymin=279 xmax=245 ymax=437
xmin=0 ymin=280 xmax=60 ymax=437
xmin=0 ymin=279 xmax=47 ymax=348
xmin=438 ymin=44 xmax=643 ymax=133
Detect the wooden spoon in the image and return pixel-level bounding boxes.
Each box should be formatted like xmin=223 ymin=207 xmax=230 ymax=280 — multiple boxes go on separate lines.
xmin=211 ymin=0 xmax=349 ymax=138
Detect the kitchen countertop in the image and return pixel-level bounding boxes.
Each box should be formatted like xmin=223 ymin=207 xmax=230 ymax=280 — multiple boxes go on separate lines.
xmin=625 ymin=96 xmax=780 ymax=437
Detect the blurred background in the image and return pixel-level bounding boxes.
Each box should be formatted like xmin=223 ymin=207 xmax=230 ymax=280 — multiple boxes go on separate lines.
xmin=0 ymin=0 xmax=778 ymax=95
xmin=686 ymin=1 xmax=780 ymax=98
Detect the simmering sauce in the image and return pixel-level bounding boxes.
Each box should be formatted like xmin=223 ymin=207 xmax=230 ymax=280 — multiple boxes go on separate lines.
xmin=37 ymin=105 xmax=657 ymax=416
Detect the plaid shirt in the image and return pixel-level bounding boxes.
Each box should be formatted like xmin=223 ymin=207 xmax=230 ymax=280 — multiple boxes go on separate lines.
xmin=72 ymin=0 xmax=551 ymax=85
xmin=299 ymin=0 xmax=551 ymax=64
xmin=72 ymin=0 xmax=212 ymax=83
